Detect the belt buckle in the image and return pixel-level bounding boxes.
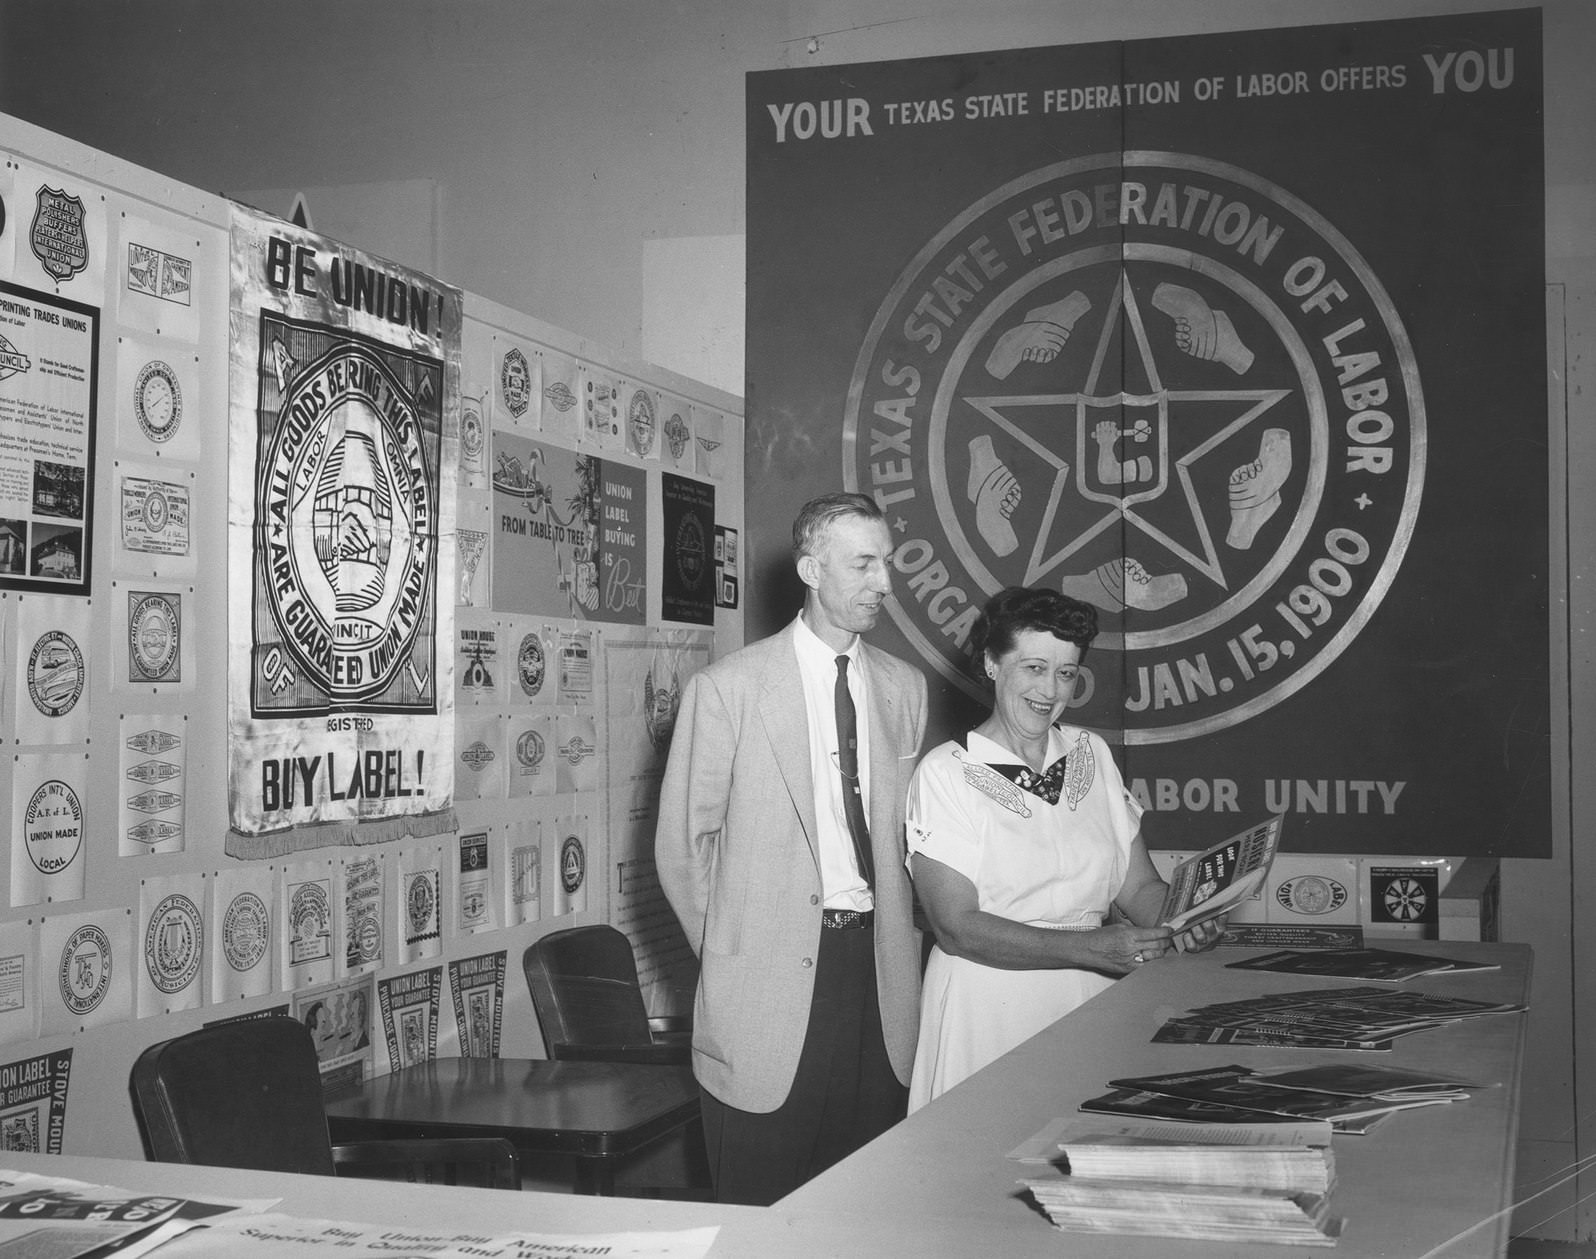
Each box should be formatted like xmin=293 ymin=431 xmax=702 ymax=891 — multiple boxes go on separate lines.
xmin=823 ymin=908 xmax=871 ymax=930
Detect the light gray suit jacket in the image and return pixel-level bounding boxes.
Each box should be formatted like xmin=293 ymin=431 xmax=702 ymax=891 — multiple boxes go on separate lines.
xmin=656 ymin=620 xmax=928 ymax=1113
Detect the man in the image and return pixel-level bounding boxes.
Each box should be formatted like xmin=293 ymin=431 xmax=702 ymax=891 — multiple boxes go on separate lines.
xmin=657 ymin=492 xmax=928 ymax=1205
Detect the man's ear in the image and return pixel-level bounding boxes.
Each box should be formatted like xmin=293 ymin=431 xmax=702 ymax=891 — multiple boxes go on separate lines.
xmin=796 ymin=553 xmax=821 ymax=591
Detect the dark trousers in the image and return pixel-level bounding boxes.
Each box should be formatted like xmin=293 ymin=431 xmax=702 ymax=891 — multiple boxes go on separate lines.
xmin=699 ymin=922 xmax=906 ymax=1206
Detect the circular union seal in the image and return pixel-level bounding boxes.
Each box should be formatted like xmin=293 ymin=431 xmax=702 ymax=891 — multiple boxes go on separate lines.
xmin=59 ymin=924 xmax=112 ymax=1016
xmin=407 ymin=874 xmax=436 ymax=933
xmin=501 ymin=348 xmax=532 ymax=417
xmin=517 ymin=632 xmax=546 ymax=697
xmin=145 ymin=892 xmax=203 ymax=993
xmin=24 ymin=779 xmax=82 ymax=874
xmin=222 ymin=891 xmax=270 ymax=972
xmin=462 ymin=400 xmax=485 ymax=462
xmin=141 ymin=485 xmax=170 ymax=533
xmin=627 ymin=387 xmax=657 ymax=456
xmin=516 ymin=728 xmax=546 ymax=768
xmin=129 ymin=593 xmax=180 ymax=680
xmin=560 ymin=834 xmax=586 ymax=894
xmin=1274 ymin=874 xmax=1348 ymax=916
xmin=134 ymin=360 xmax=183 ymax=443
xmin=845 ymin=152 xmax=1424 ymax=743
xmin=256 ymin=344 xmax=435 ymax=702
xmin=664 ymin=411 xmax=690 ymax=461
xmin=673 ymin=511 xmax=708 ymax=590
xmin=27 ymin=629 xmax=85 ymax=717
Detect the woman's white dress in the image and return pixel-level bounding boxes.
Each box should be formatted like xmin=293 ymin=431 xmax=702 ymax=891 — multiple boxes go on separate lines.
xmin=906 ymin=724 xmax=1141 ymax=1112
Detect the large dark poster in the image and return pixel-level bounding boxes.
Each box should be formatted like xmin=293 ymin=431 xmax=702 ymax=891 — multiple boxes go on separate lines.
xmin=747 ymin=11 xmax=1546 ymax=856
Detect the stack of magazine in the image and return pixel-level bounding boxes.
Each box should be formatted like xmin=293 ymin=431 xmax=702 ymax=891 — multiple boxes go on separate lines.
xmin=1226 ymin=947 xmax=1500 ymax=982
xmin=1017 ymin=1118 xmax=1342 ymax=1246
xmin=1079 ymin=1063 xmax=1480 ymax=1134
xmin=1152 ymin=985 xmax=1525 ymax=1051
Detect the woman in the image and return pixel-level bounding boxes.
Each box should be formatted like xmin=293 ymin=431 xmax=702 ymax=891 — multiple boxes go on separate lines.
xmin=906 ymin=586 xmax=1221 ymax=1112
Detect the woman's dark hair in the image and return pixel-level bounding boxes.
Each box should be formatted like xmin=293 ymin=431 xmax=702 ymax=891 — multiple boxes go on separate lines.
xmin=970 ymin=587 xmax=1098 ymax=669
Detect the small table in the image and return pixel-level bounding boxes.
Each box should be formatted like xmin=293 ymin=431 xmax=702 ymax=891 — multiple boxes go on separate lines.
xmin=324 ymin=1057 xmax=700 ymax=1195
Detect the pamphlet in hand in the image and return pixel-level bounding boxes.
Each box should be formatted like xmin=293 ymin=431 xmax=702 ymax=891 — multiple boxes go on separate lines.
xmin=1159 ymin=815 xmax=1285 ymax=937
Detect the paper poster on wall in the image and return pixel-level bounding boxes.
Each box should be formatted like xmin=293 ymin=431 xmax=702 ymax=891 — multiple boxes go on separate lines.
xmin=119 ymin=715 xmax=186 ymax=856
xmin=377 ymin=965 xmax=440 ymax=1070
xmin=448 ymin=951 xmax=505 ymax=1059
xmin=549 ymin=815 xmax=590 ymax=919
xmin=115 ymin=210 xmax=203 ymax=344
xmin=0 ymin=1047 xmax=71 ymax=1154
xmin=10 ymin=752 xmax=88 ymax=908
xmin=0 ymin=921 xmax=36 ymax=1047
xmin=491 ymin=432 xmax=595 ymax=620
xmin=581 ymin=363 xmax=621 ymax=450
xmin=455 ymin=830 xmax=496 ymax=934
xmin=456 ymin=486 xmax=491 ymax=609
xmin=505 ymin=618 xmax=553 ymax=705
xmin=15 ymin=169 xmax=108 ymax=305
xmin=503 ymin=820 xmax=541 ymax=928
xmin=622 ymin=381 xmax=659 ymax=461
xmin=459 ymin=388 xmax=488 ymax=488
xmin=0 ymin=167 xmax=14 ymax=277
xmin=659 ymin=394 xmax=694 ymax=472
xmin=496 ymin=338 xmax=537 ymax=430
xmin=226 ymin=204 xmax=459 ymax=856
xmin=594 ymin=459 xmax=647 ymax=624
xmin=209 ymin=864 xmax=275 ymax=1003
xmin=39 ymin=909 xmax=133 ymax=1036
xmin=454 ymin=711 xmax=504 ymax=802
xmin=506 ymin=711 xmax=556 ymax=798
xmin=114 ymin=582 xmax=191 ymax=691
xmin=460 ymin=322 xmax=498 ymax=436
xmin=0 ymin=279 xmax=98 ymax=596
xmin=746 ymin=10 xmax=1546 ymax=859
xmin=137 ymin=873 xmax=205 ymax=1016
xmin=554 ymin=712 xmax=599 ymax=795
xmin=455 ymin=609 xmax=501 ymax=705
xmin=114 ymin=336 xmax=200 ymax=464
xmin=660 ymin=473 xmax=715 ymax=626
xmin=537 ymin=348 xmax=581 ymax=446
xmin=604 ymin=630 xmax=709 ymax=1014
xmin=396 ymin=848 xmax=442 ymax=964
xmin=280 ymin=860 xmax=336 ymax=990
xmin=13 ymin=595 xmax=91 ymax=745
xmin=114 ymin=461 xmax=196 ymax=578
xmin=340 ymin=853 xmax=384 ymax=976
xmin=691 ymin=407 xmax=725 ymax=481
xmin=292 ymin=975 xmax=374 ymax=1090
xmin=558 ymin=628 xmax=593 ymax=705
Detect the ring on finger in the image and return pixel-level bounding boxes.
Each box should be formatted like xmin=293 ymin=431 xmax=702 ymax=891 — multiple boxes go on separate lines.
xmin=1133 ymin=952 xmax=1145 ymax=964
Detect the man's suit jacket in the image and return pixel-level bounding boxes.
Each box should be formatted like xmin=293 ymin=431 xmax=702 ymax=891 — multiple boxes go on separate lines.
xmin=656 ymin=620 xmax=928 ymax=1113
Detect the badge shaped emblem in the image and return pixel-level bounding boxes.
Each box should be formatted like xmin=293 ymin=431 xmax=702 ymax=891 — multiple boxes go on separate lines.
xmin=31 ymin=186 xmax=88 ymax=281
xmin=846 ymin=153 xmax=1424 ymax=744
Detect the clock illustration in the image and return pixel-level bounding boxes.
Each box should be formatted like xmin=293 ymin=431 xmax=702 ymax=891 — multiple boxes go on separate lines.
xmin=134 ymin=360 xmax=182 ymax=443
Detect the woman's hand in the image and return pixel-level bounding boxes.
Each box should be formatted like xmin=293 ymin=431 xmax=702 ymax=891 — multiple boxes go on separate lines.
xmin=1174 ymin=915 xmax=1227 ymax=954
xmin=1086 ymin=922 xmax=1176 ymax=975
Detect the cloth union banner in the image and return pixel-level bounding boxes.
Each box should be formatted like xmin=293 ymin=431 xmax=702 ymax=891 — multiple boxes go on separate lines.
xmin=746 ymin=10 xmax=1546 ymax=858
xmin=227 ymin=205 xmax=461 ymax=856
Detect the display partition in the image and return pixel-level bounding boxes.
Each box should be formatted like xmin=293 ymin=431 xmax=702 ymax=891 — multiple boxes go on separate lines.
xmin=0 ymin=111 xmax=742 ymax=1159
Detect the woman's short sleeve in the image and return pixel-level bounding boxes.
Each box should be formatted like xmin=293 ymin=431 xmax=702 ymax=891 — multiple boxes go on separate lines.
xmin=905 ymin=743 xmax=985 ymax=886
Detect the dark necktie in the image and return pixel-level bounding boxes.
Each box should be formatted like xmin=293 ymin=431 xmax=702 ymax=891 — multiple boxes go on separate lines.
xmin=834 ymin=655 xmax=874 ymax=889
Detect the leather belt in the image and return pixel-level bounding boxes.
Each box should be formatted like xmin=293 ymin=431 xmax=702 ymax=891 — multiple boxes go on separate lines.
xmin=821 ymin=908 xmax=873 ymax=930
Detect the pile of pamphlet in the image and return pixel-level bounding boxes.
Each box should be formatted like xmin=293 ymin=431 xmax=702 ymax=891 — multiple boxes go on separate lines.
xmin=1019 ymin=1122 xmax=1341 ymax=1246
xmin=1152 ymin=985 xmax=1524 ymax=1051
xmin=1079 ymin=1062 xmax=1480 ymax=1135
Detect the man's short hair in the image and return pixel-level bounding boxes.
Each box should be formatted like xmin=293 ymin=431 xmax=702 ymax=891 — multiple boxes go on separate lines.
xmin=792 ymin=492 xmax=884 ymax=559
